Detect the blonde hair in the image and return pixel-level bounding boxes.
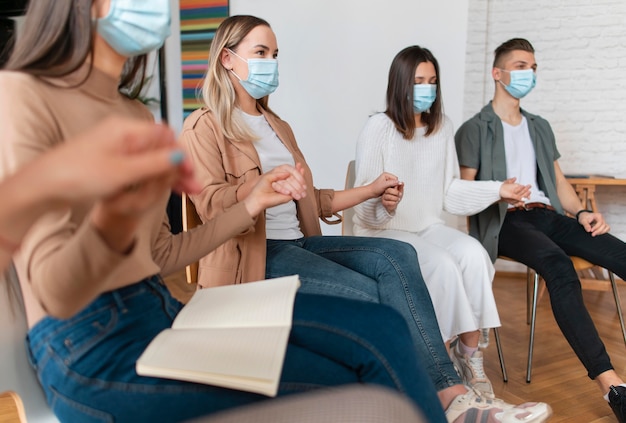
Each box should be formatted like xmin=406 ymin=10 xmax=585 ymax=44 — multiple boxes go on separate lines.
xmin=201 ymin=15 xmax=275 ymax=143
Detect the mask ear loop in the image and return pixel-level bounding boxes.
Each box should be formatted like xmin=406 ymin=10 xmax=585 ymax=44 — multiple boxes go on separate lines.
xmin=494 ymin=68 xmax=506 ymax=88
xmin=225 ymin=49 xmax=245 ymax=81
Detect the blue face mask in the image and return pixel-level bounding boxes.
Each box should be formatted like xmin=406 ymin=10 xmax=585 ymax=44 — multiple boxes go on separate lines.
xmin=97 ymin=0 xmax=171 ymax=57
xmin=228 ymin=49 xmax=279 ymax=99
xmin=413 ymin=84 xmax=437 ymax=113
xmin=499 ymin=69 xmax=536 ymax=99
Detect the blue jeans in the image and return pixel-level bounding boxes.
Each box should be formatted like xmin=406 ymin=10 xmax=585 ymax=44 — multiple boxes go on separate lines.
xmin=26 ymin=276 xmax=446 ymax=423
xmin=499 ymin=209 xmax=626 ymax=379
xmin=266 ymin=236 xmax=460 ymax=391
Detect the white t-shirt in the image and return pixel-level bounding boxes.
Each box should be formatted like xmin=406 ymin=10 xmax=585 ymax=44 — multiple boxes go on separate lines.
xmin=242 ymin=112 xmax=303 ymax=240
xmin=502 ymin=116 xmax=551 ymax=206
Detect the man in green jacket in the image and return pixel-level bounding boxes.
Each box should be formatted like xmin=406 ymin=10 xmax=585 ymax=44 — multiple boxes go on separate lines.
xmin=455 ymin=37 xmax=626 ymax=423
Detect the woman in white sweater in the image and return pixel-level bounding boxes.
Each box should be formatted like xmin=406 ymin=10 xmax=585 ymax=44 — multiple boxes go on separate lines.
xmin=353 ymin=45 xmax=531 ymax=399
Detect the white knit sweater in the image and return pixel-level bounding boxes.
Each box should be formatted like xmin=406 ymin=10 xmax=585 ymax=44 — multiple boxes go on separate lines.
xmin=353 ymin=113 xmax=503 ymax=233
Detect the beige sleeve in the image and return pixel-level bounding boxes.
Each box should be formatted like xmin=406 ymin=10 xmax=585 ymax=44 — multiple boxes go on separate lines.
xmin=153 ymin=202 xmax=255 ymax=277
xmin=179 ymin=116 xmax=242 ymax=221
xmin=0 ymin=73 xmax=61 ymax=178
xmin=0 ymin=74 xmax=136 ymax=313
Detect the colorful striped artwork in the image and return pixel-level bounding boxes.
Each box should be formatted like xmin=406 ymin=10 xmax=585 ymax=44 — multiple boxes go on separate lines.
xmin=179 ymin=0 xmax=229 ymax=118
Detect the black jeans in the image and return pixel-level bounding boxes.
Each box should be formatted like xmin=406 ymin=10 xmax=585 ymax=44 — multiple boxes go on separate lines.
xmin=498 ymin=208 xmax=626 ymax=379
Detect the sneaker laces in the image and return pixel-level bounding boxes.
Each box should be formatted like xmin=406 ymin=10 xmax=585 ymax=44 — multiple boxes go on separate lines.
xmin=452 ymin=387 xmax=510 ymax=410
xmin=468 ymin=354 xmax=487 ymax=379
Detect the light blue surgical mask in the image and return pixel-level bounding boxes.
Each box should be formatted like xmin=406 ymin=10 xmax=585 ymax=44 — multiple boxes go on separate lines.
xmin=97 ymin=0 xmax=171 ymax=57
xmin=498 ymin=69 xmax=536 ymax=99
xmin=228 ymin=49 xmax=279 ymax=99
xmin=413 ymin=84 xmax=437 ymax=113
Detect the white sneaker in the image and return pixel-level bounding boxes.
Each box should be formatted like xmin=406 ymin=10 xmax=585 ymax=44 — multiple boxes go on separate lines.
xmin=445 ymin=389 xmax=552 ymax=423
xmin=450 ymin=343 xmax=495 ymax=399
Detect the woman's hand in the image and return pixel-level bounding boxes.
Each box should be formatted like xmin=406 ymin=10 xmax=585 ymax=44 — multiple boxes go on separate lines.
xmin=381 ymin=183 xmax=404 ymax=213
xmin=244 ymin=165 xmax=307 ymax=216
xmin=90 ymin=173 xmax=173 ymax=254
xmin=499 ymin=177 xmax=531 ymax=207
xmin=47 ymin=117 xmax=201 ymax=205
xmin=71 ymin=117 xmax=202 ymax=254
xmin=270 ymin=163 xmax=307 ymax=200
xmin=367 ymin=172 xmax=402 ymax=198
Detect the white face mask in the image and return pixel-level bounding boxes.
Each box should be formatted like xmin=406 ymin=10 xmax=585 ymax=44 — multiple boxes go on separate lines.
xmin=97 ymin=0 xmax=171 ymax=57
xmin=228 ymin=49 xmax=279 ymax=99
xmin=413 ymin=84 xmax=437 ymax=113
xmin=498 ymin=69 xmax=536 ymax=99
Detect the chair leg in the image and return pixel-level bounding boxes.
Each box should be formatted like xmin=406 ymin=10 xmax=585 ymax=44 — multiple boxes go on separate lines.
xmin=527 ymin=270 xmax=539 ymax=383
xmin=609 ymin=271 xmax=626 ymax=348
xmin=526 ymin=267 xmax=533 ymax=325
xmin=492 ymin=327 xmax=508 ymax=382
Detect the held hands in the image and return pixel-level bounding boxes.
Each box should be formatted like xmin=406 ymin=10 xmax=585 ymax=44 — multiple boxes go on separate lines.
xmin=52 ymin=117 xmax=201 ymax=204
xmin=577 ymin=211 xmax=611 ymax=237
xmin=270 ymin=163 xmax=307 ymax=200
xmin=499 ymin=177 xmax=532 ymax=207
xmin=83 ymin=117 xmax=201 ymax=253
xmin=244 ymin=164 xmax=307 ymax=217
xmin=382 ymin=183 xmax=404 ymax=213
xmin=368 ymin=173 xmax=404 ymax=213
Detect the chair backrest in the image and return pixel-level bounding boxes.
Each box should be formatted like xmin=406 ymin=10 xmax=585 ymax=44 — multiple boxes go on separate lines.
xmin=0 ymin=264 xmax=59 ymax=423
xmin=342 ymin=160 xmax=356 ymax=236
xmin=0 ymin=390 xmax=27 ymax=422
xmin=182 ymin=193 xmax=202 ymax=285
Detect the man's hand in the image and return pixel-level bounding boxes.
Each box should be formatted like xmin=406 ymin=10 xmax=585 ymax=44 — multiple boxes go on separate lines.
xmin=578 ymin=211 xmax=610 ymax=237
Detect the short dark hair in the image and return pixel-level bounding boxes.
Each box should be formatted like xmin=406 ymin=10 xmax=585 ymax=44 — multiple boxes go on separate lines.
xmin=493 ymin=38 xmax=535 ymax=68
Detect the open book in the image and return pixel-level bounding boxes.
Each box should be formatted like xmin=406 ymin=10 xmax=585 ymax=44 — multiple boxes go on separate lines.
xmin=136 ymin=275 xmax=300 ymax=396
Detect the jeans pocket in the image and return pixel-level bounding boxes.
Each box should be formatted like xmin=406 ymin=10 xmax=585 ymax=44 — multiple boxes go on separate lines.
xmin=49 ymin=385 xmax=114 ymax=423
xmin=52 ymin=306 xmax=117 ymax=368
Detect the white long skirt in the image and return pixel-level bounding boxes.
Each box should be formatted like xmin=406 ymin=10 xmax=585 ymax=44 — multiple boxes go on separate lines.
xmin=355 ymin=223 xmax=501 ymax=342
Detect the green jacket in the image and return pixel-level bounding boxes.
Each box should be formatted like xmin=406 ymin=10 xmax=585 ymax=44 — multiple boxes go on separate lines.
xmin=454 ymin=102 xmax=563 ymax=262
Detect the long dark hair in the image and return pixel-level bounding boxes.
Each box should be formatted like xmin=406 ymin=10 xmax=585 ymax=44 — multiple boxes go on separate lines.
xmin=385 ymin=45 xmax=443 ymax=139
xmin=4 ymin=0 xmax=148 ymax=99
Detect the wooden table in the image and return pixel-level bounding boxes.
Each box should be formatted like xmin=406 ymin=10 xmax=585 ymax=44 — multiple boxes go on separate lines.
xmin=566 ymin=177 xmax=626 ymax=213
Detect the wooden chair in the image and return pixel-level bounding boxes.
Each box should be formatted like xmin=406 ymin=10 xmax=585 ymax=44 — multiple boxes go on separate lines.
xmin=344 ymin=160 xmax=507 ymax=382
xmin=342 ymin=160 xmax=357 ymax=236
xmin=182 ymin=192 xmax=202 ymax=285
xmin=0 ymin=391 xmax=27 ymax=423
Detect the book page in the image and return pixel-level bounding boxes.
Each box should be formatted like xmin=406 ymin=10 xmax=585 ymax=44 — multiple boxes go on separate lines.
xmin=136 ymin=326 xmax=290 ymax=396
xmin=172 ymin=275 xmax=300 ymax=330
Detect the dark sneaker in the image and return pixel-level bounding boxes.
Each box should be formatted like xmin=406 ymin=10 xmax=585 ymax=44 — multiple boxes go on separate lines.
xmin=609 ymin=385 xmax=626 ymax=423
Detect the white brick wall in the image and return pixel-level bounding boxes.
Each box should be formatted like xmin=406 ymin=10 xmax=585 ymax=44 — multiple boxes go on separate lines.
xmin=463 ymin=0 xmax=626 ymax=272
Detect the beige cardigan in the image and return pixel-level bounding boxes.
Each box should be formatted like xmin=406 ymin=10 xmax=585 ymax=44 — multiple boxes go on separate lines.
xmin=0 ymin=67 xmax=255 ymax=327
xmin=180 ymin=106 xmax=338 ymax=288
